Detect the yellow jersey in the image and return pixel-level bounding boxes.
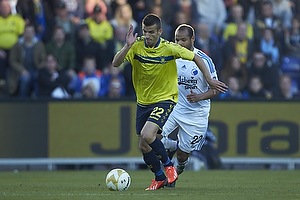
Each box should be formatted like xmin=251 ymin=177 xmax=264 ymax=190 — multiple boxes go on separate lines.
xmin=0 ymin=14 xmax=25 ymax=50
xmin=125 ymin=37 xmax=195 ymax=105
xmin=85 ymin=18 xmax=113 ymax=44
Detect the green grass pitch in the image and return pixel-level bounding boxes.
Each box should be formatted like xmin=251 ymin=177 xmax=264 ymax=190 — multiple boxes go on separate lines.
xmin=1 ymin=169 xmax=300 ymax=200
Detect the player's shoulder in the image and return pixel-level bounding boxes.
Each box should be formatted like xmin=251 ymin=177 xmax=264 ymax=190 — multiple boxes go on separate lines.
xmin=159 ymin=38 xmax=181 ymax=48
xmin=135 ymin=36 xmax=145 ymax=43
xmin=132 ymin=36 xmax=146 ymax=48
xmin=130 ymin=36 xmax=144 ymax=51
xmin=193 ymin=48 xmax=205 ymax=56
xmin=194 ymin=48 xmax=212 ymax=60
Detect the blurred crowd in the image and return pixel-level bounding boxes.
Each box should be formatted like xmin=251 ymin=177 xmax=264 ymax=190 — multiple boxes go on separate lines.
xmin=0 ymin=0 xmax=299 ymax=100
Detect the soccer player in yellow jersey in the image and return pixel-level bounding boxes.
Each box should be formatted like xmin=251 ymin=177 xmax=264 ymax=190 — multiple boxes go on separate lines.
xmin=112 ymin=14 xmax=227 ymax=190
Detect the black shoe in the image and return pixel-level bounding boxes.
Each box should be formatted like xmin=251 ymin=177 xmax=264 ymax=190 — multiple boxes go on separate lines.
xmin=165 ymin=180 xmax=176 ymax=188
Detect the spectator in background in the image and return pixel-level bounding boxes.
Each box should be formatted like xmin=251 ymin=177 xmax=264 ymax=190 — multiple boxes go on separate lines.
xmin=291 ymin=0 xmax=300 ymax=17
xmin=42 ymin=0 xmax=58 ymax=32
xmin=173 ymin=0 xmax=201 ymax=25
xmin=85 ymin=5 xmax=114 ymax=49
xmin=128 ymin=0 xmax=147 ymax=27
xmin=220 ymin=55 xmax=248 ymax=90
xmin=111 ymin=25 xmax=129 ymax=70
xmin=237 ymin=0 xmax=260 ymax=25
xmin=108 ymin=76 xmax=124 ymax=99
xmin=102 ymin=64 xmax=126 ymax=97
xmin=85 ymin=0 xmax=108 ymax=19
xmin=254 ymin=0 xmax=283 ymax=43
xmin=194 ymin=23 xmax=223 ymax=71
xmin=270 ymin=0 xmax=293 ymax=30
xmin=38 ymin=54 xmax=70 ymax=98
xmin=45 ymin=1 xmax=77 ymax=43
xmin=45 ymin=25 xmax=75 ymax=72
xmin=16 ymin=0 xmax=47 ymax=40
xmin=110 ymin=0 xmax=127 ymax=16
xmin=219 ymin=76 xmax=247 ymax=99
xmin=110 ymin=22 xmax=135 ymax=97
xmin=144 ymin=0 xmax=174 ymax=26
xmin=246 ymin=51 xmax=279 ymax=91
xmin=74 ymin=56 xmax=106 ymax=98
xmin=244 ymin=75 xmax=272 ymax=99
xmin=8 ymin=24 xmax=46 ymax=97
xmin=284 ymin=16 xmax=300 ymax=58
xmin=257 ymin=28 xmax=281 ymax=64
xmin=223 ymin=0 xmax=236 ymax=12
xmin=0 ymin=0 xmax=25 ymax=95
xmin=273 ymin=74 xmax=299 ymax=100
xmin=60 ymin=0 xmax=85 ymax=24
xmin=223 ymin=4 xmax=254 ymax=41
xmin=45 ymin=25 xmax=76 ymax=94
xmin=170 ymin=10 xmax=189 ymax=38
xmin=150 ymin=4 xmax=172 ymax=41
xmin=122 ymin=63 xmax=135 ymax=97
xmin=223 ymin=21 xmax=254 ymax=65
xmin=110 ymin=3 xmax=138 ymax=33
xmin=194 ymin=0 xmax=227 ymax=36
xmin=75 ymin=23 xmax=106 ymax=72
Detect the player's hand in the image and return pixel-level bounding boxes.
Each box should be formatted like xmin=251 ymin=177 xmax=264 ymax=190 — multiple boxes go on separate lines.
xmin=207 ymin=79 xmax=228 ymax=94
xmin=126 ymin=24 xmax=138 ymax=47
xmin=187 ymin=89 xmax=199 ymax=103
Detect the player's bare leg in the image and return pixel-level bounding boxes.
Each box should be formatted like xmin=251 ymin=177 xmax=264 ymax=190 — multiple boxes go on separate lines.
xmin=140 ymin=122 xmax=177 ymax=190
xmin=176 ymin=148 xmax=190 ymax=175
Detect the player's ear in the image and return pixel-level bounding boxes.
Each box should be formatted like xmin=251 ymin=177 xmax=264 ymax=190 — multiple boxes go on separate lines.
xmin=191 ymin=35 xmax=195 ymax=43
xmin=158 ymin=29 xmax=163 ymax=36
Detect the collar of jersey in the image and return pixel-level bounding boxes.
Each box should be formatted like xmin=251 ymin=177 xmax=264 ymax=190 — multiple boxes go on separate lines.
xmin=144 ymin=37 xmax=161 ymax=48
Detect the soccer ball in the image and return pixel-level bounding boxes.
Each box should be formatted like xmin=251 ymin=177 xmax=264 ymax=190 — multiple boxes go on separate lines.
xmin=105 ymin=168 xmax=131 ymax=191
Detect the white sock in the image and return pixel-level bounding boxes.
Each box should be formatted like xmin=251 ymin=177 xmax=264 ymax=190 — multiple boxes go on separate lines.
xmin=161 ymin=137 xmax=178 ymax=152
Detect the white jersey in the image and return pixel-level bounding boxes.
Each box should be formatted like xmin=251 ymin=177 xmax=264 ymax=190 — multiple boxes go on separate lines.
xmin=162 ymin=47 xmax=218 ymax=153
xmin=176 ymin=47 xmax=218 ymax=113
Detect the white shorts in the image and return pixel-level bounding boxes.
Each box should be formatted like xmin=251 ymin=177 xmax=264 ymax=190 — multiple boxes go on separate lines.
xmin=162 ymin=106 xmax=209 ymax=153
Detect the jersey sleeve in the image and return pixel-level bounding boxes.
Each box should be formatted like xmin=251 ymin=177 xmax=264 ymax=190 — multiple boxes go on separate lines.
xmin=195 ymin=49 xmax=218 ymax=80
xmin=124 ymin=38 xmax=140 ymax=63
xmin=171 ymin=42 xmax=195 ymax=61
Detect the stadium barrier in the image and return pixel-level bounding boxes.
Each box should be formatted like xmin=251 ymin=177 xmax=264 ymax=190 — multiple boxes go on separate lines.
xmin=0 ymin=157 xmax=300 ymax=171
xmin=0 ymin=100 xmax=299 ymax=170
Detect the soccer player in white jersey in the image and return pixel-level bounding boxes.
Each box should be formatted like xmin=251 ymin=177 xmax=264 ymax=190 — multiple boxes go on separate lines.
xmin=161 ymin=24 xmax=220 ymax=181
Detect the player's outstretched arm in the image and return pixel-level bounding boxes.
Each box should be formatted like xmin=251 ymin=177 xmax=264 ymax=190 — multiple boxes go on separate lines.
xmin=112 ymin=25 xmax=138 ymax=67
xmin=193 ymin=54 xmax=228 ymax=93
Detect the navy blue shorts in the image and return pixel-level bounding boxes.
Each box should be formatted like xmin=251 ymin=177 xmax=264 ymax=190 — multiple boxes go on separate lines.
xmin=136 ymin=100 xmax=175 ymax=135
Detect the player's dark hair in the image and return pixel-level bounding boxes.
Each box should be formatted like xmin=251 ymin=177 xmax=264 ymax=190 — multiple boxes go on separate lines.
xmin=142 ymin=13 xmax=162 ymax=30
xmin=175 ymin=24 xmax=194 ymax=38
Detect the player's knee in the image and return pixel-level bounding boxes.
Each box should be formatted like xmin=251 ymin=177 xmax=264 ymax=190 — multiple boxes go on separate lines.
xmin=177 ymin=155 xmax=188 ymax=163
xmin=177 ymin=150 xmax=189 ymax=163
xmin=138 ymin=138 xmax=150 ymax=153
xmin=140 ymin=132 xmax=155 ymax=144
